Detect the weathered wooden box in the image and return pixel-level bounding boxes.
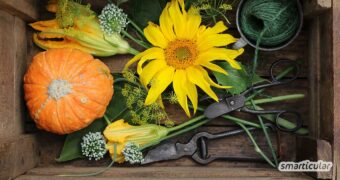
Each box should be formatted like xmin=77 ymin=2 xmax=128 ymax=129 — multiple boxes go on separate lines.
xmin=0 ymin=0 xmax=339 ymax=179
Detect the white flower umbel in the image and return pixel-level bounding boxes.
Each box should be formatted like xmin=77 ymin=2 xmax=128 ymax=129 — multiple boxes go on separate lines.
xmin=81 ymin=132 xmax=107 ymax=161
xmin=122 ymin=142 xmax=144 ymax=164
xmin=99 ymin=3 xmax=128 ymax=35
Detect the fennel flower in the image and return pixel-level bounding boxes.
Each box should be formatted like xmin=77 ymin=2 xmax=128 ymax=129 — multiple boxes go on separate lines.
xmin=30 ymin=0 xmax=134 ymax=57
xmin=125 ymin=0 xmax=244 ymax=117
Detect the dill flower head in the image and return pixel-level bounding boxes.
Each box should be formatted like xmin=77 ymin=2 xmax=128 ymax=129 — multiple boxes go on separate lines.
xmin=81 ymin=132 xmax=107 ymax=161
xmin=122 ymin=142 xmax=144 ymax=164
xmin=99 ymin=3 xmax=129 ymax=35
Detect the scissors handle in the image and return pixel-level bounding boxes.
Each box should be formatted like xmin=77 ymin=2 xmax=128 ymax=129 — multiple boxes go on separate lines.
xmin=243 ymin=59 xmax=300 ymax=95
xmin=241 ymin=107 xmax=303 ymax=133
xmin=191 ymin=127 xmax=258 ymax=164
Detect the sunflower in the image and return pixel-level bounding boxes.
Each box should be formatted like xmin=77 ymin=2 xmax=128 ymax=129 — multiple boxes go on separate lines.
xmin=125 ymin=0 xmax=244 ymax=116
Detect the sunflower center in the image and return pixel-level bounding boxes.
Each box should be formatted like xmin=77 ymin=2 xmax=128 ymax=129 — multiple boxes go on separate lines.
xmin=165 ymin=39 xmax=198 ymax=69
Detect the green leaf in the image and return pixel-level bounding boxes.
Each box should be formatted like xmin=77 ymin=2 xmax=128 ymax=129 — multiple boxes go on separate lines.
xmin=128 ymin=0 xmax=167 ymax=28
xmin=56 ymin=119 xmax=107 ymax=162
xmin=56 ymin=74 xmax=130 ymax=162
xmin=212 ymin=62 xmax=266 ymax=95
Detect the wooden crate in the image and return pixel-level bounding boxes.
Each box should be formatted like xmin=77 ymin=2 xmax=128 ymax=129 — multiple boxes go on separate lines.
xmin=0 ymin=0 xmax=338 ymax=179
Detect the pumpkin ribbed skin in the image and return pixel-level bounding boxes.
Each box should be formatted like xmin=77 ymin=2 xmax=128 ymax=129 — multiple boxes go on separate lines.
xmin=24 ymin=48 xmax=114 ymax=134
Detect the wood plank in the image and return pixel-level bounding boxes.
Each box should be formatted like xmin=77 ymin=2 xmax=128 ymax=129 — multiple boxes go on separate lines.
xmin=332 ymin=0 xmax=340 ymax=179
xmin=15 ymin=175 xmax=312 ymax=180
xmin=0 ymin=0 xmax=38 ymax=21
xmin=0 ymin=135 xmax=39 ymax=179
xmin=21 ymin=167 xmax=311 ymax=179
xmin=296 ymin=137 xmax=332 ymax=179
xmin=0 ymin=11 xmax=24 ymax=138
xmin=304 ymin=0 xmax=332 ymax=17
xmin=307 ymin=17 xmax=321 ymax=138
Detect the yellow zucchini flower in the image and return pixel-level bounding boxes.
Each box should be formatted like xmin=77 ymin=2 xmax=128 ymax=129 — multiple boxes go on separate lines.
xmin=103 ymin=119 xmax=168 ymax=163
xmin=125 ymin=0 xmax=244 ymax=116
xmin=30 ymin=0 xmax=132 ymax=57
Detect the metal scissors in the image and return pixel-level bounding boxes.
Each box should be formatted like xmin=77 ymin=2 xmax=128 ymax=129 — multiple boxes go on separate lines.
xmin=142 ymin=125 xmax=277 ymax=165
xmin=204 ymin=59 xmax=303 ymax=132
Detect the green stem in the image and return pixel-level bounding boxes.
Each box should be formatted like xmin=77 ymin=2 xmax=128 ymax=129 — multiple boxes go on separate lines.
xmin=246 ymin=94 xmax=305 ymax=106
xmin=236 ymin=122 xmax=276 ymax=168
xmin=222 ymin=115 xmax=261 ymax=128
xmin=103 ymin=115 xmax=111 ymax=125
xmin=58 ymin=144 xmax=117 ymax=177
xmin=127 ymin=47 xmax=140 ymax=55
xmin=168 ymin=115 xmax=206 ymax=133
xmin=210 ymin=8 xmax=231 ymax=24
xmin=140 ymin=119 xmax=210 ymax=151
xmin=251 ymin=100 xmax=278 ymax=167
xmin=122 ymin=30 xmax=149 ymax=49
xmin=253 ymin=104 xmax=308 ymax=135
xmin=161 ymin=119 xmax=210 ymax=143
xmin=128 ymin=18 xmax=144 ymax=36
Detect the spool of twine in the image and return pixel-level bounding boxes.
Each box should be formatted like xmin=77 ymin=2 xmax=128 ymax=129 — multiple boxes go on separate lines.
xmin=238 ymin=0 xmax=301 ymax=84
xmin=240 ymin=0 xmax=300 ymax=47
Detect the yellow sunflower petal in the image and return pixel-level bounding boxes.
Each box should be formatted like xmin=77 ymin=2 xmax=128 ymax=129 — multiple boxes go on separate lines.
xmin=198 ymin=61 xmax=228 ymax=75
xmin=124 ymin=51 xmax=147 ymax=70
xmin=197 ymin=66 xmax=232 ymax=89
xmin=168 ymin=0 xmax=186 ymax=38
xmin=145 ymin=66 xmax=175 ymax=105
xmin=197 ymin=48 xmax=243 ymax=70
xmin=159 ymin=4 xmax=176 ymax=41
xmin=140 ymin=60 xmax=167 ymax=86
xmin=186 ymin=66 xmax=218 ymax=101
xmin=197 ymin=34 xmax=236 ymax=51
xmin=197 ymin=21 xmax=228 ymax=42
xmin=185 ymin=7 xmax=201 ymax=39
xmin=173 ymin=70 xmax=190 ymax=116
xmin=137 ymin=48 xmax=164 ymax=74
xmin=144 ymin=22 xmax=168 ymax=48
xmin=185 ymin=80 xmax=198 ymax=114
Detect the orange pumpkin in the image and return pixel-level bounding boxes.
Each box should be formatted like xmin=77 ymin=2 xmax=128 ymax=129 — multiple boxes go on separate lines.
xmin=24 ymin=48 xmax=114 ymax=134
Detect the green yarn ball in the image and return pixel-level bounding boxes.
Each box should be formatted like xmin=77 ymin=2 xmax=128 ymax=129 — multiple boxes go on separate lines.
xmin=240 ymin=0 xmax=300 ymax=47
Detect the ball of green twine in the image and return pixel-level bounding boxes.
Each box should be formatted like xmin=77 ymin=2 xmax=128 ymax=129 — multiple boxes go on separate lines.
xmin=240 ymin=0 xmax=300 ymax=47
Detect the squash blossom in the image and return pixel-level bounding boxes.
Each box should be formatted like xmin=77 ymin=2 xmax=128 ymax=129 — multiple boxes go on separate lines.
xmin=103 ymin=119 xmax=168 ymax=163
xmin=30 ymin=0 xmax=132 ymax=57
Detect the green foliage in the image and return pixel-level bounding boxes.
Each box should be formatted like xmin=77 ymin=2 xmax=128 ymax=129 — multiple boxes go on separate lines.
xmin=128 ymin=0 xmax=167 ymax=28
xmin=56 ymin=74 xmax=130 ymax=162
xmin=212 ymin=62 xmax=265 ymax=95
xmin=56 ymin=119 xmax=107 ymax=162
